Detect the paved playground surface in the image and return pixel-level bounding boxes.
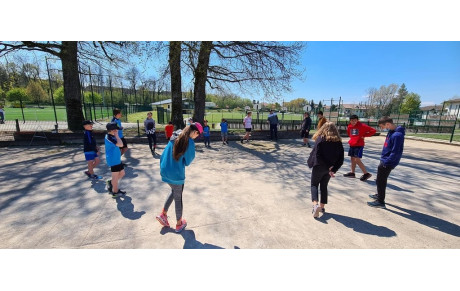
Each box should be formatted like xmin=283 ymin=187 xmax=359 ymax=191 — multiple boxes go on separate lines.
xmin=1 ymin=136 xmax=459 ymax=249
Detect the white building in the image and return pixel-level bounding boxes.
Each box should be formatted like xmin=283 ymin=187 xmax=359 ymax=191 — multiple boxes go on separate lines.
xmin=444 ymin=98 xmax=460 ymax=116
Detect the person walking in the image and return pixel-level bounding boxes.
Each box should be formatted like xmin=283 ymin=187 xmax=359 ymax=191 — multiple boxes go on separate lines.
xmin=220 ymin=118 xmax=228 ymax=145
xmin=343 ymin=115 xmax=376 ymax=181
xmin=301 ymin=112 xmax=312 ymax=147
xmin=368 ymin=116 xmax=405 ymax=208
xmin=307 ymin=122 xmax=344 ymax=218
xmin=267 ymin=109 xmax=279 ymax=141
xmin=144 ymin=112 xmax=157 ymax=154
xmin=82 ymin=120 xmax=102 ymax=179
xmin=156 ymin=122 xmax=203 ymax=233
xmin=241 ymin=111 xmax=252 ymax=143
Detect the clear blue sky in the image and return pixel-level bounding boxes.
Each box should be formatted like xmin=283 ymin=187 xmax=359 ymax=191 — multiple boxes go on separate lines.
xmin=282 ymin=41 xmax=460 ymax=106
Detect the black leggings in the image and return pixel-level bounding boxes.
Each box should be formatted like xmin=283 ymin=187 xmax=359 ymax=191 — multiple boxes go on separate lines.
xmin=311 ymin=165 xmax=331 ymax=204
xmin=147 ymin=133 xmax=157 ymax=151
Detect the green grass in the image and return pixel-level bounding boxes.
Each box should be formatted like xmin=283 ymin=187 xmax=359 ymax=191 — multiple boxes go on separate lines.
xmin=4 ymin=106 xmax=68 ymax=121
xmin=406 ymin=132 xmax=460 ymax=142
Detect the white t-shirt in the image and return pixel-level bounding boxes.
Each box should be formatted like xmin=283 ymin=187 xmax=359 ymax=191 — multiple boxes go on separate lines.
xmin=243 ymin=116 xmax=252 ymax=128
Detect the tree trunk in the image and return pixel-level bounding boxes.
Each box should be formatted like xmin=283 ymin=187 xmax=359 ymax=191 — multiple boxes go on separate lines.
xmin=169 ymin=41 xmax=184 ymax=129
xmin=193 ymin=41 xmax=213 ymax=124
xmin=61 ymin=41 xmax=84 ymax=131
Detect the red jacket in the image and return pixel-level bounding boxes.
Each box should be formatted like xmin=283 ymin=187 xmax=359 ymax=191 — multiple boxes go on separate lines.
xmin=347 ymin=121 xmax=376 ymax=147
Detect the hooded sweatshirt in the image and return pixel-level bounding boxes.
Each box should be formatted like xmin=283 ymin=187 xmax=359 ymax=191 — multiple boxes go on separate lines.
xmin=267 ymin=113 xmax=279 ymax=125
xmin=380 ymin=126 xmax=405 ymax=169
xmin=347 ymin=121 xmax=377 ymax=147
xmin=160 ymin=130 xmax=196 ymax=185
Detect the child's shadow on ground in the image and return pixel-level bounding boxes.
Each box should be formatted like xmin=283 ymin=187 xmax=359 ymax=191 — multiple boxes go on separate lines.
xmin=90 ymin=179 xmax=107 ymax=194
xmin=114 ymin=195 xmax=145 ymax=220
xmin=123 ymin=166 xmax=138 ymax=179
xmin=160 ymin=228 xmax=225 ymax=249
xmin=317 ymin=212 xmax=396 ymax=237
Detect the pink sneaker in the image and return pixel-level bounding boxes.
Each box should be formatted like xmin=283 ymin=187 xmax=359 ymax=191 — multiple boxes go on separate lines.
xmin=175 ymin=218 xmax=187 ymax=233
xmin=156 ymin=213 xmax=170 ymax=227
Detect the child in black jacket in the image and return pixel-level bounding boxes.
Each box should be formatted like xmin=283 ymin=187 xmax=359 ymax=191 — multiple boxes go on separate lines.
xmin=83 ymin=120 xmax=102 ymax=179
xmin=307 ymin=122 xmax=344 ymax=218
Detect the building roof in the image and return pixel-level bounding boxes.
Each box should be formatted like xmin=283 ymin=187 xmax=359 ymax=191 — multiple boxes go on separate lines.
xmin=420 ymin=104 xmax=444 ymax=111
xmin=151 ymin=98 xmax=189 ymax=106
xmin=445 ymin=98 xmax=460 ymax=104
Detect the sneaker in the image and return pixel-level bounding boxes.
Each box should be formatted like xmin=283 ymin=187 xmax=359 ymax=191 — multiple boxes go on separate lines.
xmin=367 ymin=200 xmax=386 ymax=208
xmin=106 ymin=180 xmax=112 ymax=193
xmin=90 ymin=174 xmax=102 ymax=180
xmin=241 ymin=139 xmax=244 ymax=144
xmin=312 ymin=204 xmax=321 ymax=218
xmin=360 ymin=173 xmax=372 ymax=181
xmin=156 ymin=213 xmax=170 ymax=227
xmin=302 ymin=143 xmax=306 ymax=146
xmin=84 ymin=171 xmax=91 ymax=178
xmin=175 ymin=218 xmax=187 ymax=233
xmin=111 ymin=189 xmax=126 ymax=198
xmin=369 ymin=194 xmax=378 ymax=200
xmin=307 ymin=144 xmax=311 ymax=148
xmin=343 ymin=172 xmax=355 ymax=178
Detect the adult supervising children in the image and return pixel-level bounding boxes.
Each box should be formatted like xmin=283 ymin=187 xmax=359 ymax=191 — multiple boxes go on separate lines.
xmin=343 ymin=115 xmax=376 ymax=181
xmin=105 ymin=122 xmax=126 ymax=198
xmin=156 ymin=122 xmax=203 ymax=233
xmin=111 ymin=108 xmax=128 ymax=156
xmin=307 ymin=122 xmax=344 ymax=218
xmin=368 ymin=116 xmax=405 ymax=208
xmin=241 ymin=111 xmax=252 ymax=143
xmin=267 ymin=109 xmax=279 ymax=141
xmin=82 ymin=120 xmax=102 ymax=179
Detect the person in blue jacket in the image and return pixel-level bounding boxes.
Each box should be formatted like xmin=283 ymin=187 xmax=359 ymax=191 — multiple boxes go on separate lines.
xmin=156 ymin=122 xmax=203 ymax=233
xmin=82 ymin=120 xmax=102 ymax=179
xmin=368 ymin=116 xmax=405 ymax=208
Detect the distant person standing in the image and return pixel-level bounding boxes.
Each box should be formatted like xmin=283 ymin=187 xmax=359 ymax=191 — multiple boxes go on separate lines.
xmin=203 ymin=120 xmax=211 ymax=147
xmin=165 ymin=121 xmax=174 ymax=141
xmin=343 ymin=115 xmax=376 ymax=181
xmin=267 ymin=109 xmax=279 ymax=141
xmin=307 ymin=122 xmax=344 ymax=218
xmin=220 ymin=118 xmax=228 ymax=145
xmin=144 ymin=112 xmax=157 ymax=154
xmin=0 ymin=105 xmax=4 ymax=124
xmin=82 ymin=120 xmax=102 ymax=179
xmin=301 ymin=112 xmax=312 ymax=147
xmin=368 ymin=116 xmax=405 ymax=208
xmin=241 ymin=111 xmax=252 ymax=143
xmin=111 ymin=108 xmax=128 ymax=156
xmin=316 ymin=111 xmax=327 ymax=130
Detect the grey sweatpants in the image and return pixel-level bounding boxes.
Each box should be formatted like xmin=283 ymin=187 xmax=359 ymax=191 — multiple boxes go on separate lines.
xmin=163 ymin=183 xmax=185 ymax=221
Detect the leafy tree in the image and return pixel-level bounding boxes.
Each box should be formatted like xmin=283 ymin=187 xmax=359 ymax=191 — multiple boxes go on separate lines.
xmin=83 ymin=91 xmax=103 ymax=104
xmin=365 ymin=83 xmax=399 ymax=117
xmin=26 ymin=81 xmax=47 ymax=106
xmin=6 ymin=87 xmax=29 ymax=103
xmin=53 ymin=86 xmax=65 ymax=105
xmin=400 ymin=92 xmax=421 ymax=113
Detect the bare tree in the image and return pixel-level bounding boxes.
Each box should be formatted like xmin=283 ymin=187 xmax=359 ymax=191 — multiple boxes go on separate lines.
xmin=365 ymin=83 xmax=399 ymax=117
xmin=183 ymin=41 xmax=305 ymax=123
xmin=0 ymin=41 xmax=129 ymax=130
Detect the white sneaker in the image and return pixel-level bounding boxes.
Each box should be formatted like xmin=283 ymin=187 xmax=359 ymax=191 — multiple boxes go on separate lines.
xmin=312 ymin=204 xmax=320 ymax=218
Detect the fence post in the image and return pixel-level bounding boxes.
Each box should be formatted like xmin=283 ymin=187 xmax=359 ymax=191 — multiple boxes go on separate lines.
xmin=15 ymin=119 xmax=20 ymax=132
xmin=137 ymin=120 xmax=140 ymax=137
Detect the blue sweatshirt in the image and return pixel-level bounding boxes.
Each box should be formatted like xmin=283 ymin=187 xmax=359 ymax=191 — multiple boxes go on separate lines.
xmin=160 ymin=135 xmax=196 ymax=185
xmin=105 ymin=134 xmax=121 ymax=167
xmin=203 ymin=125 xmax=210 ymax=137
xmin=380 ymin=126 xmax=405 ymax=169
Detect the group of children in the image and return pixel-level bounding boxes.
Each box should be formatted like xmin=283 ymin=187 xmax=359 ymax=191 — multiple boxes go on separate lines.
xmin=83 ymin=108 xmax=405 ymax=232
xmin=307 ymin=115 xmax=405 ymax=218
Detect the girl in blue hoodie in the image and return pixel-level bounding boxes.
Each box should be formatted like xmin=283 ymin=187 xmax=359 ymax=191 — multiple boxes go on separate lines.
xmin=156 ymin=122 xmax=203 ymax=233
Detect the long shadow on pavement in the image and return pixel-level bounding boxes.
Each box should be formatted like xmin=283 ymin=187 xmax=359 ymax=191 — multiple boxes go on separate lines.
xmin=159 ymin=228 xmax=225 ymax=249
xmin=317 ymin=212 xmax=397 ymax=237
xmin=386 ymin=203 xmax=460 ymax=237
xmin=114 ymin=195 xmax=146 ymax=220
